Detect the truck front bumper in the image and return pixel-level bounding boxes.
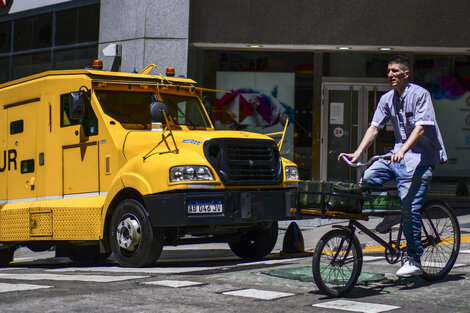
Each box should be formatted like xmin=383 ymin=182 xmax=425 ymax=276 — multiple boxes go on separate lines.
xmin=143 ymin=189 xmax=296 ymax=227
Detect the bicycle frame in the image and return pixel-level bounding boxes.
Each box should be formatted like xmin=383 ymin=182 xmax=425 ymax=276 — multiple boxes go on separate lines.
xmin=331 ymin=219 xmax=403 ymax=265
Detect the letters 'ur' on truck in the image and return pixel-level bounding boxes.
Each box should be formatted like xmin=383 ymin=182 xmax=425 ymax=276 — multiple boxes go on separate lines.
xmin=0 ymin=63 xmax=299 ymax=267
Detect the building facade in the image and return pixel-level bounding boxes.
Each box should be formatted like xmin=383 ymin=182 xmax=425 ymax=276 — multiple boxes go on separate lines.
xmin=1 ymin=0 xmax=470 ymax=185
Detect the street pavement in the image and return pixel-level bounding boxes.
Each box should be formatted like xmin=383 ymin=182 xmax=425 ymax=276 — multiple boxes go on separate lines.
xmin=0 ymin=207 xmax=470 ymax=313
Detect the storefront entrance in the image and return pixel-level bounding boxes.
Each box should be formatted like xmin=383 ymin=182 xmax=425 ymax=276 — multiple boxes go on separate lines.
xmin=320 ymin=79 xmax=392 ymax=182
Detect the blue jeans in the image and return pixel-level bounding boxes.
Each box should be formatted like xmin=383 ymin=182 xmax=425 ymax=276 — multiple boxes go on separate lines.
xmin=362 ymin=159 xmax=433 ymax=263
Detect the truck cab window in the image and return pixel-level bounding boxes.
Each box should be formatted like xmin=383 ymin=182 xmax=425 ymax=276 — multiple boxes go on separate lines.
xmin=160 ymin=93 xmax=211 ymax=128
xmin=95 ymin=90 xmax=153 ymax=130
xmin=60 ymin=93 xmax=98 ymax=136
xmin=95 ymin=90 xmax=210 ymax=130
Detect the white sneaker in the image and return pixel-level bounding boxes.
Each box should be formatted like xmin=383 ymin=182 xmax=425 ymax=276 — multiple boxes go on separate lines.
xmin=396 ymin=258 xmax=423 ymax=277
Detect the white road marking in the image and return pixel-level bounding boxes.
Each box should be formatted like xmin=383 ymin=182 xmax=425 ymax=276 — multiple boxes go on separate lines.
xmin=222 ymin=288 xmax=294 ymax=300
xmin=313 ymin=300 xmax=400 ymax=313
xmin=363 ymin=256 xmax=384 ymax=262
xmin=143 ymin=280 xmax=203 ymax=288
xmin=0 ymin=282 xmax=53 ymax=293
xmin=47 ymin=259 xmax=294 ymax=274
xmin=422 ymin=261 xmax=466 ymax=268
xmin=459 ymin=249 xmax=470 ymax=254
xmin=0 ymin=273 xmax=148 ymax=283
xmin=48 ymin=266 xmax=216 ymax=274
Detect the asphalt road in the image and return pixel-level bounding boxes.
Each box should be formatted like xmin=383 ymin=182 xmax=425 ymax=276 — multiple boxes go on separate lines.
xmin=1 ymin=213 xmax=470 ymax=313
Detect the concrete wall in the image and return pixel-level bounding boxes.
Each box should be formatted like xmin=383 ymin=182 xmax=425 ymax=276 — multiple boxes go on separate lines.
xmin=190 ymin=0 xmax=470 ymax=48
xmin=98 ymin=0 xmax=189 ymax=76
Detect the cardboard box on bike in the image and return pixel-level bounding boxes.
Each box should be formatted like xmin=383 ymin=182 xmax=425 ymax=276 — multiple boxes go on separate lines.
xmin=0 ymin=64 xmax=299 ymax=267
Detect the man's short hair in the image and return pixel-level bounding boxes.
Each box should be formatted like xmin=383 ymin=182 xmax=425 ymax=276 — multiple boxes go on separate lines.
xmin=388 ymin=55 xmax=410 ymax=70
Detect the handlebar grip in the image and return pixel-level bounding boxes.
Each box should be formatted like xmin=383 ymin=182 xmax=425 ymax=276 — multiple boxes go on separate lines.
xmin=340 ymin=153 xmax=392 ymax=168
xmin=341 ymin=155 xmax=362 ymax=167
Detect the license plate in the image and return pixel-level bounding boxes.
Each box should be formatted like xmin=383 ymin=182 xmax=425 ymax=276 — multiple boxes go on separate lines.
xmin=187 ymin=200 xmax=223 ymax=214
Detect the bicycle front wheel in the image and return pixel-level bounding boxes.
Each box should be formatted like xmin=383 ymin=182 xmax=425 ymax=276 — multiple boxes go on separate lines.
xmin=420 ymin=200 xmax=460 ymax=281
xmin=312 ymin=229 xmax=363 ymax=297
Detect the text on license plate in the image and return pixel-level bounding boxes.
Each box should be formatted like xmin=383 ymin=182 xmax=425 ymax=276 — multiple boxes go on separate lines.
xmin=187 ymin=200 xmax=223 ymax=214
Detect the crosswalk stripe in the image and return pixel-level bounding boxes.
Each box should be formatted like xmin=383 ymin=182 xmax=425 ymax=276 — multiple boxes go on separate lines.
xmin=0 ymin=282 xmax=53 ymax=293
xmin=363 ymin=256 xmax=384 ymax=262
xmin=422 ymin=261 xmax=466 ymax=268
xmin=222 ymin=288 xmax=294 ymax=300
xmin=48 ymin=266 xmax=215 ymax=274
xmin=0 ymin=273 xmax=148 ymax=283
xmin=142 ymin=280 xmax=204 ymax=288
xmin=47 ymin=259 xmax=294 ymax=274
xmin=313 ymin=300 xmax=400 ymax=313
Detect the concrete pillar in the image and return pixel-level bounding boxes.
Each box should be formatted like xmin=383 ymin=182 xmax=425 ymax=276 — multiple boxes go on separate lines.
xmin=98 ymin=0 xmax=189 ymax=76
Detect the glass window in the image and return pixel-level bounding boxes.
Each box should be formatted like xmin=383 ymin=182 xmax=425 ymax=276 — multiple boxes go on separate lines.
xmin=14 ymin=13 xmax=52 ymax=52
xmin=56 ymin=4 xmax=99 ymax=46
xmin=61 ymin=93 xmax=98 ymax=136
xmin=0 ymin=57 xmax=9 ymax=83
xmin=414 ymin=54 xmax=470 ymax=178
xmin=32 ymin=13 xmax=52 ymax=49
xmin=55 ymin=8 xmax=77 ymax=46
xmin=77 ymin=4 xmax=99 ymax=43
xmin=55 ymin=46 xmax=98 ymax=70
xmin=160 ymin=93 xmax=211 ymax=128
xmin=14 ymin=16 xmax=33 ymax=51
xmin=199 ymin=50 xmax=314 ymax=179
xmin=10 ymin=120 xmax=23 ymax=134
xmin=12 ymin=52 xmax=51 ymax=79
xmin=20 ymin=159 xmax=34 ymax=174
xmin=0 ymin=21 xmax=11 ymax=53
xmin=95 ymin=90 xmax=211 ymax=129
xmin=95 ymin=90 xmax=154 ymax=129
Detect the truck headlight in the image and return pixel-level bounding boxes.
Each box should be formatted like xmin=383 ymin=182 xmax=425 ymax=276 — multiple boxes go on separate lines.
xmin=170 ymin=166 xmax=214 ymax=182
xmin=285 ymin=166 xmax=299 ymax=180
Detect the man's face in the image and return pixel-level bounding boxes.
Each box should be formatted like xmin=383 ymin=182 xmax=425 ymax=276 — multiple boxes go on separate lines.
xmin=387 ymin=63 xmax=409 ymax=89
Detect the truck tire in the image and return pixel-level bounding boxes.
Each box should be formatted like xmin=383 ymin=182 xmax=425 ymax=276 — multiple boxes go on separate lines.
xmin=109 ymin=199 xmax=164 ymax=267
xmin=0 ymin=247 xmax=14 ymax=267
xmin=228 ymin=222 xmax=278 ymax=259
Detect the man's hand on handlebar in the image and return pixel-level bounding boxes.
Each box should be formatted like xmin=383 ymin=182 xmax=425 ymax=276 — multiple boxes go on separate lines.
xmin=337 ymin=152 xmax=361 ymax=163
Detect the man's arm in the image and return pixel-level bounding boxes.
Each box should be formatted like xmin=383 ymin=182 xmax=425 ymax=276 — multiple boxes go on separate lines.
xmin=391 ymin=125 xmax=425 ymax=162
xmin=338 ymin=125 xmax=380 ymax=163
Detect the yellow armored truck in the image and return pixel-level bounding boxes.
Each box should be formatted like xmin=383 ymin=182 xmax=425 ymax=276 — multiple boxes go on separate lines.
xmin=0 ymin=65 xmax=298 ymax=267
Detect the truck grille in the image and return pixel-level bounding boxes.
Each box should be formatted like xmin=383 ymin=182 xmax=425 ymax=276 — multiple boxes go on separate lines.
xmin=204 ymin=139 xmax=282 ymax=185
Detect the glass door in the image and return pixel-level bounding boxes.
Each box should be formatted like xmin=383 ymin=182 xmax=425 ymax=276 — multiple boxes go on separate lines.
xmin=321 ymin=81 xmax=390 ymax=182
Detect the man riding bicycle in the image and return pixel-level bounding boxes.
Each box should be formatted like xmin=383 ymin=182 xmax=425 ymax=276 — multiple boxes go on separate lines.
xmin=338 ymin=55 xmax=447 ymax=277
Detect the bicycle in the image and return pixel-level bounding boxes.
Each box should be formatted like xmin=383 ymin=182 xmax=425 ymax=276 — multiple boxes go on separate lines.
xmin=294 ymin=154 xmax=461 ymax=297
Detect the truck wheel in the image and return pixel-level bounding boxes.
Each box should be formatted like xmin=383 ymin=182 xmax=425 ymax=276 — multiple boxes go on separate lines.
xmin=0 ymin=247 xmax=14 ymax=267
xmin=228 ymin=222 xmax=278 ymax=259
xmin=109 ymin=199 xmax=164 ymax=267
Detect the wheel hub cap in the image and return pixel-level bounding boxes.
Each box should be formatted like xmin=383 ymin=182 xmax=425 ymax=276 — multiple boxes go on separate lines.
xmin=116 ymin=216 xmax=142 ymax=252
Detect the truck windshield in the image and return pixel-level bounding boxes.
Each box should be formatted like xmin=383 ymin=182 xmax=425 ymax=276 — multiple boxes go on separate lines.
xmin=94 ymin=90 xmax=211 ymax=130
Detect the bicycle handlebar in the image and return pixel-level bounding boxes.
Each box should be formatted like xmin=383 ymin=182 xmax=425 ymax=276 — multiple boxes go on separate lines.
xmin=341 ymin=154 xmax=392 ymax=168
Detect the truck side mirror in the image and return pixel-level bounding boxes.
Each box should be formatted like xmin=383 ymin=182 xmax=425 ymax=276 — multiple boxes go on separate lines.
xmin=69 ymin=91 xmax=86 ymax=120
xmin=149 ymin=101 xmax=170 ymax=124
xmin=279 ymin=113 xmax=289 ymax=128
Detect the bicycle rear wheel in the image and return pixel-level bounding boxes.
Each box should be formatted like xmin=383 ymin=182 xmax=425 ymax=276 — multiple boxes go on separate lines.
xmin=312 ymin=229 xmax=363 ymax=297
xmin=420 ymin=200 xmax=460 ymax=281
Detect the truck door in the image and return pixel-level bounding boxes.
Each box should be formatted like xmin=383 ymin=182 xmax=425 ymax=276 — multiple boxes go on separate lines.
xmin=6 ymin=101 xmax=38 ymax=201
xmin=60 ymin=92 xmax=100 ymax=196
